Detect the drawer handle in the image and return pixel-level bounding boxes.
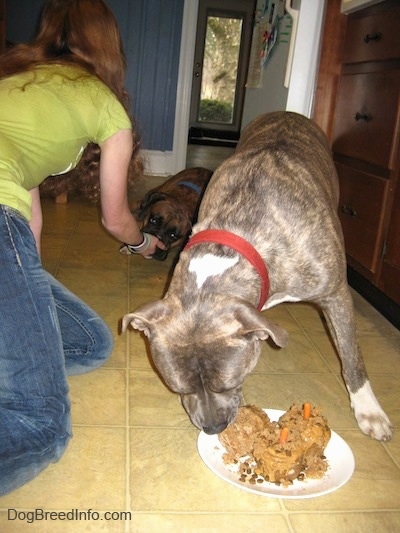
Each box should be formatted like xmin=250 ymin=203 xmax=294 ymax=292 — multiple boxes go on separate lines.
xmin=340 ymin=205 xmax=357 ymax=217
xmin=364 ymin=32 xmax=382 ymax=43
xmin=354 ymin=112 xmax=372 ymax=122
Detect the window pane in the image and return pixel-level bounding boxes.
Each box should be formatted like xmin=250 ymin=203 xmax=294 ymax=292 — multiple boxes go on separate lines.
xmin=198 ymin=15 xmax=243 ymax=125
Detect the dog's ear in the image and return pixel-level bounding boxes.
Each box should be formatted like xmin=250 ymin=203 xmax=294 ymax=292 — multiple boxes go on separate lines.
xmin=122 ymin=300 xmax=169 ymax=337
xmin=234 ymin=302 xmax=288 ymax=348
xmin=135 ymin=191 xmax=168 ymax=220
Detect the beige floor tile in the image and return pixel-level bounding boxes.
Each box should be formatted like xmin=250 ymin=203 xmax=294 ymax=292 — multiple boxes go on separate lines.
xmin=262 ymin=304 xmax=304 ymax=334
xmin=313 ymin=333 xmax=400 ymax=375
xmin=91 ymin=303 xmax=127 ymax=340
xmin=309 ymin=334 xmax=348 ymax=374
xmin=41 ymin=198 xmax=82 ymax=231
xmin=285 ymin=430 xmax=400 ymax=512
xmin=41 ymin=256 xmax=64 ymax=276
xmin=362 ymin=374 xmax=400 ymax=428
xmin=128 ymin=281 xmax=169 ymax=310
xmin=285 ymin=303 xmax=329 ymax=335
xmin=289 ymin=511 xmax=400 ymax=533
xmin=56 ymin=267 xmax=128 ymax=297
xmin=310 ymin=334 xmax=400 ymax=374
xmin=0 ymin=511 xmax=127 ymax=533
xmin=350 ymin=431 xmax=400 ymax=484
xmin=127 ymin=332 xmax=154 ymax=370
xmin=61 ymin=234 xmax=128 ymax=272
xmin=128 ymin=256 xmax=174 ymax=305
xmin=352 ymin=290 xmax=400 ymax=337
xmin=127 ymin=513 xmax=290 ymax=533
xmin=242 ymin=372 xmax=356 ymax=431
xmin=68 ymin=368 xmax=126 ymax=426
xmin=358 ymin=335 xmax=400 ymax=373
xmin=129 ymin=369 xmax=191 ymax=429
xmin=385 ymin=435 xmax=400 ymax=465
xmin=41 ymin=237 xmax=69 ymax=267
xmin=103 ymin=333 xmax=127 ymax=369
xmin=255 ymin=334 xmax=331 ymax=374
xmin=74 ymin=201 xmax=103 ymax=221
xmin=129 ymin=428 xmax=282 ymax=513
xmin=0 ymin=427 xmax=126 ymax=510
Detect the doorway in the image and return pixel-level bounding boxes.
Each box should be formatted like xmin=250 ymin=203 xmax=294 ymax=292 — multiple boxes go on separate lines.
xmin=188 ymin=0 xmax=256 ymax=147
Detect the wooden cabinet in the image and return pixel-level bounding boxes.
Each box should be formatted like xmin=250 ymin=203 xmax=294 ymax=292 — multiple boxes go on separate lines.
xmin=333 ymin=70 xmax=400 ymax=168
xmin=380 ymin=178 xmax=400 ymax=302
xmin=336 ymin=163 xmax=389 ymax=274
xmin=330 ymin=1 xmax=400 ymax=309
xmin=343 ymin=8 xmax=400 ymax=63
xmin=0 ymin=0 xmax=5 ymax=53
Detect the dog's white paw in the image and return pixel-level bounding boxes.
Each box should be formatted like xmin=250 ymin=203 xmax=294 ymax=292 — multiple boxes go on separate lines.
xmin=350 ymin=381 xmax=393 ymax=441
xmin=355 ymin=412 xmax=393 ymax=441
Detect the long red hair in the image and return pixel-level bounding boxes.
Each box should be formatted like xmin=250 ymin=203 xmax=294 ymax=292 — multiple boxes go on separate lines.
xmin=0 ymin=0 xmax=143 ymax=199
xmin=0 ymin=0 xmax=129 ymax=109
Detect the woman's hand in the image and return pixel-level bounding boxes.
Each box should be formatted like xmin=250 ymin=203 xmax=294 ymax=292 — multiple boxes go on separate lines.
xmin=120 ymin=232 xmax=166 ymax=258
xmin=142 ymin=233 xmax=166 ymax=258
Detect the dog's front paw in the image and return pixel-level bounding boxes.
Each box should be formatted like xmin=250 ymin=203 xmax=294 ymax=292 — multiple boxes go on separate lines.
xmin=350 ymin=381 xmax=393 ymax=441
xmin=355 ymin=411 xmax=393 ymax=441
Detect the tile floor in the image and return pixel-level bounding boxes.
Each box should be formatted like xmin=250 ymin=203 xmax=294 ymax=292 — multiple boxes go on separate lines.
xmin=0 ymin=147 xmax=399 ymax=532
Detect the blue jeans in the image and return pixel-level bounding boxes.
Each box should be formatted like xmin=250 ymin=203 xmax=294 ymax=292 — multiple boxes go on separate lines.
xmin=0 ymin=205 xmax=113 ymax=496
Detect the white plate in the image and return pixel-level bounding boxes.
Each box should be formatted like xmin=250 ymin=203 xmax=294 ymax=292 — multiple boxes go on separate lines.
xmin=197 ymin=409 xmax=355 ymax=499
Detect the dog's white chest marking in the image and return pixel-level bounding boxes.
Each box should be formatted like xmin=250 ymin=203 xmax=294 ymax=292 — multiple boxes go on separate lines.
xmin=262 ymin=294 xmax=301 ymax=310
xmin=189 ymin=254 xmax=239 ymax=288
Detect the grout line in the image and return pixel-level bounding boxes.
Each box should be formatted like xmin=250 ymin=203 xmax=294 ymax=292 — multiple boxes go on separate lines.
xmin=383 ymin=441 xmax=400 ymax=472
xmin=125 ymin=255 xmax=132 ymax=532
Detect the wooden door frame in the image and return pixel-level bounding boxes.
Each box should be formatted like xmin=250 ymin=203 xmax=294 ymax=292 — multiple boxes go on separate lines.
xmin=311 ymin=0 xmax=348 ymax=140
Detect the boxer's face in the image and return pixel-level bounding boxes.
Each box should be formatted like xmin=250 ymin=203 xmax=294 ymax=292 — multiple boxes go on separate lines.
xmin=137 ymin=195 xmax=192 ymax=260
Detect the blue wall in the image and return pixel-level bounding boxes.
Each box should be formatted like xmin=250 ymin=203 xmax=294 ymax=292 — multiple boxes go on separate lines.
xmin=5 ymin=0 xmax=184 ymax=151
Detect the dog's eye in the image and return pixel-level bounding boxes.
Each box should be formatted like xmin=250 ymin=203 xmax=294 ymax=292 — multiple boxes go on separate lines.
xmin=149 ymin=216 xmax=162 ymax=227
xmin=168 ymin=229 xmax=180 ymax=241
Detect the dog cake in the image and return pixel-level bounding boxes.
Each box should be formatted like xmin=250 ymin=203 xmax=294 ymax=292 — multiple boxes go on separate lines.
xmin=218 ymin=403 xmax=331 ymax=486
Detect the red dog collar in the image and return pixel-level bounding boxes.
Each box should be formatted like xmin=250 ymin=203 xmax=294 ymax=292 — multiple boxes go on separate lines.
xmin=184 ymin=229 xmax=269 ymax=311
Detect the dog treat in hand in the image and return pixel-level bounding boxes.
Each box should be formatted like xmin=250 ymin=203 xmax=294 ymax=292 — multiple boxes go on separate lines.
xmin=218 ymin=404 xmax=331 ymax=487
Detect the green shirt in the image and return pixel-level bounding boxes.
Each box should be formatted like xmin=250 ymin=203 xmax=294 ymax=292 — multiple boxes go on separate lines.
xmin=0 ymin=64 xmax=132 ymax=220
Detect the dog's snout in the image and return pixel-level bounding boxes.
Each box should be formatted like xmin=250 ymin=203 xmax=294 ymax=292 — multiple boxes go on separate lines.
xmin=202 ymin=422 xmax=228 ymax=435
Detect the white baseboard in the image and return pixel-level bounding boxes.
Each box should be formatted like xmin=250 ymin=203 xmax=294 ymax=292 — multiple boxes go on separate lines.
xmin=140 ymin=150 xmax=174 ymax=177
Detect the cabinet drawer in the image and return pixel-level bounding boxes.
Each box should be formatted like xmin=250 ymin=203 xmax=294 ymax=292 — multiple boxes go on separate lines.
xmin=336 ymin=163 xmax=389 ymax=273
xmin=332 ymin=70 xmax=400 ymax=168
xmin=343 ymin=8 xmax=400 ymax=64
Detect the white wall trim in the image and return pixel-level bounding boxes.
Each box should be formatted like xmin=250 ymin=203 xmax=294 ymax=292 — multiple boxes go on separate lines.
xmin=140 ymin=150 xmax=173 ymax=177
xmin=285 ymin=0 xmax=326 ymax=118
xmin=143 ymin=0 xmax=198 ymax=176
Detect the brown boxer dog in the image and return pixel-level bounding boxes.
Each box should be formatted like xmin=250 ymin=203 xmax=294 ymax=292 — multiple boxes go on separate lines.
xmin=122 ymin=112 xmax=393 ymax=441
xmin=121 ymin=167 xmax=212 ymax=260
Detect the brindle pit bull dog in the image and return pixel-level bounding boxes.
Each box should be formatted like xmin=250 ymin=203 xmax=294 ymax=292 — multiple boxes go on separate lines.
xmin=121 ymin=167 xmax=212 ymax=260
xmin=123 ymin=111 xmax=393 ymax=441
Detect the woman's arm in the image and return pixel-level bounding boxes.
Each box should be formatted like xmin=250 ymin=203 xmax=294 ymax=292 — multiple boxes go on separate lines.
xmin=29 ymin=187 xmax=43 ymax=256
xmin=99 ymin=129 xmax=165 ymax=256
